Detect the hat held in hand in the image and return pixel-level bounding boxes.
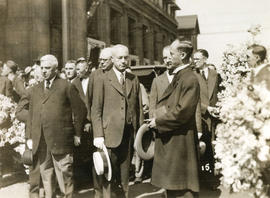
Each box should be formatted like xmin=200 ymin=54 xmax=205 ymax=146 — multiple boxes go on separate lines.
xmin=134 ymin=123 xmax=155 ymax=160
xmin=93 ymin=143 xmax=112 ymax=181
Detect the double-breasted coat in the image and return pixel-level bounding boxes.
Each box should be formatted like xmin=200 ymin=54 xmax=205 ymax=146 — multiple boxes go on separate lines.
xmin=151 ymin=66 xmax=200 ymax=192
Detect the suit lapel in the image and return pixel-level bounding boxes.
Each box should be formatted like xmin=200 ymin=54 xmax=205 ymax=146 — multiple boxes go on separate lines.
xmin=73 ymin=77 xmax=85 ymax=101
xmin=158 ymin=72 xmax=170 ymax=100
xmin=108 ymin=69 xmax=124 ymax=96
xmin=207 ymin=69 xmax=217 ymax=99
xmin=42 ymin=78 xmax=58 ymax=104
xmin=158 ymin=72 xmax=180 ymax=103
xmin=125 ymin=72 xmax=133 ymax=97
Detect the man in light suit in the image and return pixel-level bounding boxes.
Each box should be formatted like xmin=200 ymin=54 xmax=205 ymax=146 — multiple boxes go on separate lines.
xmin=26 ymin=54 xmax=86 ymax=198
xmin=247 ymin=44 xmax=270 ymax=89
xmin=91 ymin=44 xmax=144 ymax=198
xmin=149 ymin=46 xmax=173 ymax=118
xmin=193 ymin=49 xmax=220 ymax=188
xmin=148 ymin=40 xmax=200 ymax=198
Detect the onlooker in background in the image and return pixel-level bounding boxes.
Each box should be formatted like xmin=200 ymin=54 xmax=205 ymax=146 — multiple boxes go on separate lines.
xmin=0 ymin=74 xmax=13 ymax=98
xmin=72 ymin=57 xmax=93 ymax=190
xmin=148 ymin=39 xmax=200 ymax=198
xmin=89 ymin=47 xmax=114 ymax=195
xmin=64 ymin=60 xmax=77 ymax=83
xmin=207 ymin=63 xmax=217 ymax=71
xmin=26 ymin=54 xmax=86 ymax=198
xmin=193 ymin=49 xmax=220 ymax=189
xmin=91 ymin=44 xmax=144 ymax=198
xmin=247 ymin=44 xmax=270 ymax=90
xmin=149 ymin=46 xmax=172 ymax=118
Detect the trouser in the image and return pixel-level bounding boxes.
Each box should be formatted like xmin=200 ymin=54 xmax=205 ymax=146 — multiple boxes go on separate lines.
xmin=29 ymin=156 xmax=41 ymax=198
xmin=93 ymin=124 xmax=133 ymax=198
xmin=37 ymin=133 xmax=74 ymax=198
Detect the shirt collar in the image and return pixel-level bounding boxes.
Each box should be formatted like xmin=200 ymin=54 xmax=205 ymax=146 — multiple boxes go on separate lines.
xmin=254 ymin=63 xmax=268 ymax=76
xmin=172 ymin=63 xmax=190 ymax=75
xmin=44 ymin=75 xmax=56 ymax=88
xmin=113 ymin=67 xmax=125 ymax=81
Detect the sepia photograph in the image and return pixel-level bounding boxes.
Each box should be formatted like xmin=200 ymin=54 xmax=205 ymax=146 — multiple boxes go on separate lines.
xmin=0 ymin=0 xmax=270 ymax=197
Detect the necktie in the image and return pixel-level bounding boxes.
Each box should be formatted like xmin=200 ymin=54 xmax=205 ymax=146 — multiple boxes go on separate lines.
xmin=45 ymin=80 xmax=50 ymax=89
xmin=119 ymin=73 xmax=125 ymax=85
xmin=201 ymin=70 xmax=207 ymax=80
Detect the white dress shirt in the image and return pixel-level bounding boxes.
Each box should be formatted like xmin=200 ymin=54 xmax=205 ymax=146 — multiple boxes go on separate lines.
xmin=113 ymin=67 xmax=126 ymax=84
xmin=44 ymin=75 xmax=57 ymax=89
xmin=81 ymin=77 xmax=89 ymax=96
xmin=166 ymin=71 xmax=175 ymax=84
xmin=201 ymin=67 xmax=209 ymax=79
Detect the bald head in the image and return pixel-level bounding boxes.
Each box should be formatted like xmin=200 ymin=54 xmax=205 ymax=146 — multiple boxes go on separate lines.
xmin=99 ymin=47 xmax=113 ymax=70
xmin=112 ymin=44 xmax=129 ymax=72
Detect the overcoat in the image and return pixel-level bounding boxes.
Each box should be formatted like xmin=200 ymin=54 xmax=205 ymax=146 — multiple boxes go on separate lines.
xmin=26 ymin=77 xmax=86 ymax=155
xmin=91 ymin=69 xmax=144 ymax=148
xmin=151 ymin=66 xmax=200 ymax=192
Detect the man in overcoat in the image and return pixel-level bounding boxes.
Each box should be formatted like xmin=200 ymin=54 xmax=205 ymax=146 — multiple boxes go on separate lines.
xmin=91 ymin=44 xmax=144 ymax=198
xmin=26 ymin=54 xmax=86 ymax=198
xmin=148 ymin=39 xmax=200 ymax=198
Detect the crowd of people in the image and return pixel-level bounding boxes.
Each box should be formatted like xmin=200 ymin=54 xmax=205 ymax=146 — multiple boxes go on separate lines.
xmin=0 ymin=39 xmax=269 ymax=198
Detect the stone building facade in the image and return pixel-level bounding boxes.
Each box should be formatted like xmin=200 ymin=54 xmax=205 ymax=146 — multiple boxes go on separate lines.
xmin=0 ymin=0 xmax=179 ymax=68
xmin=87 ymin=0 xmax=180 ymax=67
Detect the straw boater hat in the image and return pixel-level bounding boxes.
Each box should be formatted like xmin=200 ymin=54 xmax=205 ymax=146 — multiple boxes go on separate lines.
xmin=93 ymin=143 xmax=112 ymax=181
xmin=134 ymin=123 xmax=155 ymax=160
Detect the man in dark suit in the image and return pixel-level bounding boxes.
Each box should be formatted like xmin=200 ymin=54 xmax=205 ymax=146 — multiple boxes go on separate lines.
xmin=91 ymin=44 xmax=144 ymax=198
xmin=64 ymin=60 xmax=77 ymax=83
xmin=26 ymin=54 xmax=86 ymax=198
xmin=193 ymin=49 xmax=220 ymax=188
xmin=148 ymin=39 xmax=200 ymax=198
xmin=72 ymin=58 xmax=93 ymax=189
xmin=89 ymin=47 xmax=113 ymax=196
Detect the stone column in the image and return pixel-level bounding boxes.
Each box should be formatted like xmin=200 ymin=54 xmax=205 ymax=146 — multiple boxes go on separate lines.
xmin=135 ymin=21 xmax=143 ymax=64
xmin=31 ymin=0 xmax=51 ymax=62
xmin=69 ymin=0 xmax=87 ymax=60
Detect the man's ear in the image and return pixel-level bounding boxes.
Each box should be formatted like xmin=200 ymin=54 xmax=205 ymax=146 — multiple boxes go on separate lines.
xmin=255 ymin=54 xmax=261 ymax=64
xmin=180 ymin=51 xmax=187 ymax=60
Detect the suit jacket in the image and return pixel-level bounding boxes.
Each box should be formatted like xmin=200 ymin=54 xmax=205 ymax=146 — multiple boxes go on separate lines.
xmin=194 ymin=68 xmax=219 ymax=130
xmin=72 ymin=76 xmax=92 ymax=122
xmin=254 ymin=64 xmax=270 ymax=90
xmin=91 ymin=69 xmax=144 ymax=148
xmin=149 ymin=71 xmax=202 ymax=132
xmin=149 ymin=72 xmax=169 ymax=118
xmin=26 ymin=77 xmax=86 ymax=155
xmin=151 ymin=66 xmax=200 ymax=191
xmin=0 ymin=76 xmax=13 ymax=98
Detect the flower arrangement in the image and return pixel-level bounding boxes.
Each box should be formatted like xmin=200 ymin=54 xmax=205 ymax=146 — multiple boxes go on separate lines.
xmin=0 ymin=94 xmax=25 ymax=155
xmin=214 ymin=80 xmax=270 ymax=198
xmin=214 ymin=25 xmax=270 ymax=197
